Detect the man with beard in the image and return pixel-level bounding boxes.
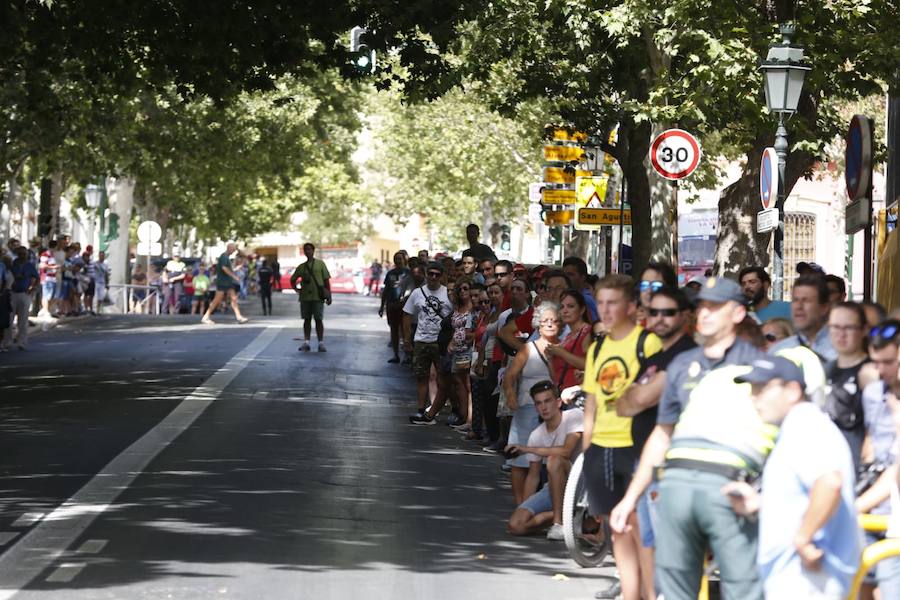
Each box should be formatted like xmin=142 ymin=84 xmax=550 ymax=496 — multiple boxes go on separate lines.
xmin=739 ymin=266 xmax=790 ymax=323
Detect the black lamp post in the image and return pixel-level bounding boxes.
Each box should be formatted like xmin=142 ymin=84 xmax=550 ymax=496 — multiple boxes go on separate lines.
xmin=759 ymin=24 xmax=810 ymax=300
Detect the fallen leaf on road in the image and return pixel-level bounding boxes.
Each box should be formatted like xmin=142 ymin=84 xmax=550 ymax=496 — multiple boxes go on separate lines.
xmin=552 ymin=574 xmax=569 ymax=581
xmin=476 ymin=554 xmax=486 ymax=560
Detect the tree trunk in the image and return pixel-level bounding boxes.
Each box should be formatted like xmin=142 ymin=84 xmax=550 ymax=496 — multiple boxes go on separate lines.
xmin=622 ymin=119 xmax=654 ymax=278
xmin=50 ymin=172 xmax=64 ymax=238
xmin=107 ymin=177 xmax=135 ymax=310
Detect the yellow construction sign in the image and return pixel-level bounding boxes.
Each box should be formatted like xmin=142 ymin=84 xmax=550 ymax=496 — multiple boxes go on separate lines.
xmin=575 ymin=175 xmax=609 ymax=208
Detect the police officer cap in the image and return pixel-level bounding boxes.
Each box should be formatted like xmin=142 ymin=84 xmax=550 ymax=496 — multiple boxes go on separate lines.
xmin=734 ymin=356 xmax=806 ymax=387
xmin=696 ymin=277 xmax=745 ymax=305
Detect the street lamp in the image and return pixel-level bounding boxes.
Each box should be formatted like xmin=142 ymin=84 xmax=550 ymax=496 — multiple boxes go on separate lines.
xmin=759 ymin=24 xmax=810 ymax=300
xmin=84 ymin=184 xmax=102 ymax=251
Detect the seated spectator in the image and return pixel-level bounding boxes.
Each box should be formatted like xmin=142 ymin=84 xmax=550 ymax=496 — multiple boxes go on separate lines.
xmin=507 ymin=380 xmax=583 ymax=540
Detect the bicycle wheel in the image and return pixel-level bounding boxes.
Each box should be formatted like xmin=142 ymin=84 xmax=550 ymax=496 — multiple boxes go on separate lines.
xmin=562 ymin=453 xmax=611 ymax=568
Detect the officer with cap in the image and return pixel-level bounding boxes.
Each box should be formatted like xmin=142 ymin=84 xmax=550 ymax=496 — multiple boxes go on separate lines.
xmin=610 ymin=277 xmax=771 ymax=600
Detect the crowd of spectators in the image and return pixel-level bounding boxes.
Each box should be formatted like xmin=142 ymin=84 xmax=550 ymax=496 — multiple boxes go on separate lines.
xmin=378 ymin=223 xmax=900 ymax=600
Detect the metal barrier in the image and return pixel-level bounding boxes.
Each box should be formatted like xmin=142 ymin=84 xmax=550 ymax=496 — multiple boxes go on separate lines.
xmin=106 ymin=284 xmax=160 ymax=315
xmin=845 ymin=514 xmax=900 ymax=599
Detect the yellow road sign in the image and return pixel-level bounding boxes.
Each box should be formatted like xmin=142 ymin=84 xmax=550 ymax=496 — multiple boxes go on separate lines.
xmin=541 ymin=188 xmax=576 ymax=204
xmin=575 ymin=175 xmax=609 ymax=207
xmin=550 ymin=128 xmax=588 ymax=143
xmin=544 ymin=210 xmax=575 ymax=226
xmin=543 ymin=145 xmax=585 ymax=163
xmin=574 ymin=207 xmax=632 ymax=230
xmin=543 ymin=167 xmax=592 ymax=185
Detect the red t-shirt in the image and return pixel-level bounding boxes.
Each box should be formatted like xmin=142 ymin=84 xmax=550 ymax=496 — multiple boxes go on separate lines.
xmin=552 ymin=324 xmax=591 ymax=390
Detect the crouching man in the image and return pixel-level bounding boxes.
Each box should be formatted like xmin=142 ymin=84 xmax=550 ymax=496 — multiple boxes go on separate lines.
xmin=722 ymin=357 xmax=862 ymax=600
xmin=507 ymin=380 xmax=583 ymax=540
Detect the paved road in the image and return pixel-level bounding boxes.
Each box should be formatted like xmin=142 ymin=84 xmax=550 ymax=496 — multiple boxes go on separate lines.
xmin=0 ymin=294 xmax=611 ymax=599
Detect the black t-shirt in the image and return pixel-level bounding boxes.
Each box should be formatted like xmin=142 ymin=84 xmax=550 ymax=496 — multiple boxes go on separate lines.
xmin=258 ymin=265 xmax=274 ymax=288
xmin=462 ymin=243 xmax=497 ymax=263
xmin=382 ymin=267 xmax=410 ymax=303
xmin=631 ymin=334 xmax=697 ymax=452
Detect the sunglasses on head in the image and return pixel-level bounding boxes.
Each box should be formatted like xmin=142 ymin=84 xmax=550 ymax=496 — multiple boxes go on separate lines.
xmin=870 ymin=322 xmax=900 ymax=341
xmin=648 ymin=308 xmax=678 ymax=317
xmin=639 ymin=280 xmax=665 ymax=293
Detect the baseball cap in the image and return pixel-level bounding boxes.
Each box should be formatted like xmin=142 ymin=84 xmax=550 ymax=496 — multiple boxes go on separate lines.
xmin=696 ymin=277 xmax=745 ymax=305
xmin=796 ymin=261 xmax=825 ymax=275
xmin=427 ymin=261 xmax=444 ymax=273
xmin=734 ymin=356 xmax=806 ymax=387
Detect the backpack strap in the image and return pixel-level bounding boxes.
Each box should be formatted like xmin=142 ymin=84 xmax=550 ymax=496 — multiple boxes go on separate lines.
xmin=636 ymin=329 xmax=651 ymax=363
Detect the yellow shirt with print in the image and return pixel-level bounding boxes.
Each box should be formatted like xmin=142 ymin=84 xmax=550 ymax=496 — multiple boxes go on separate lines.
xmin=583 ymin=325 xmax=662 ymax=448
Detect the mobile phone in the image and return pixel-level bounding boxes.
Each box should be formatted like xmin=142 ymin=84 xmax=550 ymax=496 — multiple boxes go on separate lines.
xmin=504 ymin=447 xmax=520 ymax=459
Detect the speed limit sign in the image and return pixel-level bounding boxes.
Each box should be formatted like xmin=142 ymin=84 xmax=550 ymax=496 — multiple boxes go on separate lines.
xmin=649 ymin=129 xmax=701 ymax=180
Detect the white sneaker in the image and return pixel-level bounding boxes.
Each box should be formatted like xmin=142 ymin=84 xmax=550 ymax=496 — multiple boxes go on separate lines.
xmin=546 ymin=523 xmax=565 ymax=541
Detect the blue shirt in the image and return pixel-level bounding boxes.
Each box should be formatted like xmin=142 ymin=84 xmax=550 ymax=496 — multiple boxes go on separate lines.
xmin=770 ymin=325 xmax=837 ymax=363
xmin=758 ymin=402 xmax=861 ymax=596
xmin=754 ymin=300 xmax=791 ymax=323
xmin=862 ymin=380 xmax=896 ymax=514
xmin=10 ymin=260 xmax=39 ymax=293
xmin=582 ymin=288 xmax=599 ymax=322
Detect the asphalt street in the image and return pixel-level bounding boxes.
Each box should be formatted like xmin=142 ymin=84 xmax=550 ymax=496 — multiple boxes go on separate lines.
xmin=0 ymin=293 xmax=611 ymax=599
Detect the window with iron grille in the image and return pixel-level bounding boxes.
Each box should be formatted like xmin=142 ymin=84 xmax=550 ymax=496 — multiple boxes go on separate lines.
xmin=779 ymin=212 xmax=816 ymax=299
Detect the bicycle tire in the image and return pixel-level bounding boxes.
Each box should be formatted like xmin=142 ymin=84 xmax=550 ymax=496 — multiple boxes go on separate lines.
xmin=562 ymin=453 xmax=611 ymax=568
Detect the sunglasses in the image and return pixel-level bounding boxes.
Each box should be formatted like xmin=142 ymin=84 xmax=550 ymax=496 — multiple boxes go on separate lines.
xmin=648 ymin=308 xmax=678 ymax=317
xmin=427 ymin=271 xmax=442 ymax=278
xmin=478 ymin=299 xmax=491 ymax=306
xmin=871 ymin=322 xmax=900 ymax=340
xmin=458 ymin=285 xmax=470 ymax=291
xmin=531 ymin=381 xmax=557 ymax=395
xmin=495 ymin=271 xmax=510 ymax=277
xmin=639 ymin=280 xmax=665 ymax=293
xmin=764 ymin=333 xmax=779 ymax=342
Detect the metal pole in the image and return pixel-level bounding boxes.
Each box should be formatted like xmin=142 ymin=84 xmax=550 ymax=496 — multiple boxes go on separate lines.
xmin=864 ymin=130 xmax=874 ymax=302
xmin=773 ymin=116 xmax=788 ymax=301
xmin=672 ymin=180 xmax=679 ymax=273
xmin=618 ymin=176 xmax=626 ymax=273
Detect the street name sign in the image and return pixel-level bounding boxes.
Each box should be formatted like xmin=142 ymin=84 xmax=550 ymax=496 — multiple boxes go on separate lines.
xmin=649 ymin=129 xmax=701 ymax=180
xmin=543 ymin=209 xmax=575 ymax=226
xmin=575 ymin=207 xmax=632 ymax=230
xmin=757 ymin=207 xmax=778 ymax=233
xmin=845 ymin=197 xmax=871 ymax=234
xmin=543 ymin=167 xmax=592 ymax=185
xmin=759 ymin=147 xmax=778 ymax=210
xmin=543 ymin=145 xmax=586 ymax=163
xmin=845 ymin=114 xmax=873 ymax=201
xmin=541 ymin=188 xmax=576 ymax=205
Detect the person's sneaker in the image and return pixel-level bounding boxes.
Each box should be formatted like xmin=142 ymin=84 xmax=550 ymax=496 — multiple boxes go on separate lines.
xmin=446 ymin=413 xmax=464 ymax=427
xmin=317 ymin=344 xmax=327 ymax=352
xmin=299 ymin=343 xmax=311 ymax=352
xmin=387 ymin=356 xmax=400 ymax=364
xmin=453 ymin=423 xmax=471 ymax=433
xmin=594 ymin=581 xmax=621 ymax=599
xmin=409 ymin=414 xmax=437 ymax=425
xmin=499 ymin=463 xmax=512 ymax=474
xmin=201 ymin=317 xmax=215 ymax=325
xmin=546 ymin=523 xmax=565 ymax=541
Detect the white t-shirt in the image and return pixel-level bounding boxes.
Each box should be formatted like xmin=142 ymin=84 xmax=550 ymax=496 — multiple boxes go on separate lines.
xmin=403 ymin=285 xmax=452 ymax=343
xmin=525 ymin=408 xmax=584 ymax=464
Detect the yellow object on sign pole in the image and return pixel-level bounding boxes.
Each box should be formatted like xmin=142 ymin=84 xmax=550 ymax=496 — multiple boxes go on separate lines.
xmin=544 ymin=210 xmax=575 ymax=226
xmin=551 ymin=128 xmax=588 ymax=143
xmin=541 ymin=189 xmax=576 ymax=205
xmin=544 ymin=167 xmax=592 ymax=185
xmin=575 ymin=175 xmax=609 ymax=207
xmin=543 ymin=145 xmax=585 ymax=163
xmin=574 ymin=207 xmax=632 ymax=230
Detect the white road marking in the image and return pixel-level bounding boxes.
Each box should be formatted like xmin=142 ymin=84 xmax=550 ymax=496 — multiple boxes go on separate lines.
xmin=75 ymin=539 xmax=107 ymax=554
xmin=44 ymin=563 xmax=85 ymax=583
xmin=0 ymin=326 xmax=281 ymax=598
xmin=10 ymin=513 xmax=43 ymax=528
xmin=0 ymin=535 xmax=17 ymax=547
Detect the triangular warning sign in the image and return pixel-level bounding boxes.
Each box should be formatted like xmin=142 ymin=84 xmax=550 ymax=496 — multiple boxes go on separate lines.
xmin=585 ymin=193 xmax=602 ymax=208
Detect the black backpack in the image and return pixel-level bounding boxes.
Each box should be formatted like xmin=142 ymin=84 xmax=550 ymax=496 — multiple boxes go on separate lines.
xmin=590 ymin=329 xmax=651 ymax=367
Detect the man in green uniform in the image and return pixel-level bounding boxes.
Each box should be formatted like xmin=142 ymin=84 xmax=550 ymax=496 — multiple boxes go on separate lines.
xmin=610 ymin=277 xmax=772 ymax=600
xmin=201 ymin=242 xmax=248 ymax=325
xmin=290 ymin=242 xmax=331 ymax=352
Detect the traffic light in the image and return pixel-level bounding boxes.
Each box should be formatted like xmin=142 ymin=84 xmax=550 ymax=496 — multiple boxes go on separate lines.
xmin=350 ymin=26 xmax=375 ymax=74
xmin=549 ymin=226 xmax=562 ymax=246
xmin=500 ymin=225 xmax=511 ymax=252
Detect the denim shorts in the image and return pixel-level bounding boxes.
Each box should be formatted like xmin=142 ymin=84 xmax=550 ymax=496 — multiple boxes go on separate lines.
xmin=519 ymin=485 xmax=552 ymax=515
xmin=41 ymin=281 xmax=55 ymax=299
xmin=636 ymin=480 xmax=659 ymax=548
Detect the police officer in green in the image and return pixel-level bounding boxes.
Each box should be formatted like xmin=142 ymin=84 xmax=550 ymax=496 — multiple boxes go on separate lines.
xmin=610 ymin=277 xmax=774 ymax=600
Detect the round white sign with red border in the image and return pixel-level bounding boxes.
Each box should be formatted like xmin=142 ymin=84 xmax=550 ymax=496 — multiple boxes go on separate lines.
xmin=650 ymin=129 xmax=701 ymax=180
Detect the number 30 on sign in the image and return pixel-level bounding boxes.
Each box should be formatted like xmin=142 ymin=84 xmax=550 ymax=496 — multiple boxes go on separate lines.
xmin=649 ymin=129 xmax=701 ymax=181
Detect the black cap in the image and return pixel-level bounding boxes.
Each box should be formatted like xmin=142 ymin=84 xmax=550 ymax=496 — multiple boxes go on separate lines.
xmin=427 ymin=261 xmax=444 ymax=273
xmin=796 ymin=261 xmax=825 ymax=275
xmin=734 ymin=356 xmax=806 ymax=387
xmin=696 ymin=277 xmax=745 ymax=305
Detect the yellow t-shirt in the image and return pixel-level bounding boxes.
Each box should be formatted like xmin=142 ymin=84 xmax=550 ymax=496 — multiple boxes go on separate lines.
xmin=583 ymin=324 xmax=662 ymax=447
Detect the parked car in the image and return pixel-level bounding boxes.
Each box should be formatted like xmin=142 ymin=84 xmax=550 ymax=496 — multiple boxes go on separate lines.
xmin=329 ymin=270 xmax=359 ymax=294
